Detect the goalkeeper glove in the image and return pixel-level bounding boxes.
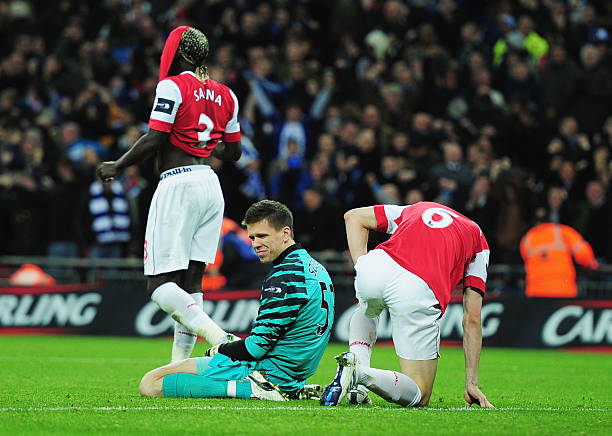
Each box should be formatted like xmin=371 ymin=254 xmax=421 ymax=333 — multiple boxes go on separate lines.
xmin=204 ymin=344 xmax=221 ymax=357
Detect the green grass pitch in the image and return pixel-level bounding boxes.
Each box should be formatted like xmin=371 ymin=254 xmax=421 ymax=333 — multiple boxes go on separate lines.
xmin=0 ymin=336 xmax=610 ymax=435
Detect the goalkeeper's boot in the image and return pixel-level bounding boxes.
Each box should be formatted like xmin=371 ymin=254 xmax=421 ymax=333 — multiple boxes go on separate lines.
xmin=347 ymin=384 xmax=372 ymax=405
xmin=294 ymin=384 xmax=322 ymax=400
xmin=248 ymin=371 xmax=288 ymax=402
xmin=320 ymin=352 xmax=357 ymax=406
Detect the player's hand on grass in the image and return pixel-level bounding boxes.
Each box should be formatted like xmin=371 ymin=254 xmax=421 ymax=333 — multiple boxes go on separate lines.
xmin=97 ymin=161 xmax=119 ymax=183
xmin=464 ymin=383 xmax=494 ymax=408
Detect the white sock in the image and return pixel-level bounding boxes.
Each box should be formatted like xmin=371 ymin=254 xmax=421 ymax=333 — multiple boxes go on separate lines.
xmin=151 ymin=282 xmax=227 ymax=346
xmin=349 ymin=306 xmax=378 ymax=367
xmin=171 ymin=292 xmax=203 ymax=362
xmin=357 ymin=366 xmax=422 ymax=407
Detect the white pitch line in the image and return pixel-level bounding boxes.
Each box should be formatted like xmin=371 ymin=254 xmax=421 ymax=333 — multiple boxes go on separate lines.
xmin=0 ymin=406 xmax=608 ymax=413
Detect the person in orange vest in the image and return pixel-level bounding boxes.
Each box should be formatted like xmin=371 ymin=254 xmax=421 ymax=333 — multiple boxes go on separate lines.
xmin=520 ymin=222 xmax=599 ymax=297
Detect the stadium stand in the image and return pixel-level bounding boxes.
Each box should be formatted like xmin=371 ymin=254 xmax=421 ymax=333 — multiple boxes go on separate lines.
xmin=0 ymin=0 xmax=611 ymax=286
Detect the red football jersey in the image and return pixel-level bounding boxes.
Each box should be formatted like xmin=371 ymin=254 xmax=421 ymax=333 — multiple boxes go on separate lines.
xmin=374 ymin=201 xmax=489 ymax=312
xmin=148 ymin=71 xmax=241 ymax=157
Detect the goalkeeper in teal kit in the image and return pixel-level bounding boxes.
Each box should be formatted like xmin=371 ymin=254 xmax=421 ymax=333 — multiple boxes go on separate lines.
xmin=139 ymin=200 xmax=335 ymax=401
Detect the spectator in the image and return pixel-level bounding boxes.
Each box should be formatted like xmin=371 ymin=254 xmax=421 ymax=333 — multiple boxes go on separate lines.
xmin=536 ymin=185 xmax=573 ymax=225
xmin=361 ymin=104 xmax=394 ymax=154
xmin=506 ymin=96 xmax=544 ymax=171
xmin=86 ymin=179 xmax=130 ymax=259
xmin=0 ymin=1 xmax=611 ymax=270
xmin=355 ymin=128 xmax=379 ymax=175
xmin=120 ymin=165 xmax=150 ymax=258
xmin=390 ymin=60 xmax=423 ymax=115
xmin=429 ymin=140 xmax=473 ymax=209
xmin=293 ymin=187 xmax=344 ymax=251
xmin=467 ymin=68 xmax=508 ymax=131
xmin=46 ymin=159 xmax=85 ymax=258
xmin=423 ymin=64 xmax=463 ymax=119
xmin=547 ymin=116 xmax=592 ymax=171
xmin=591 ymin=146 xmax=610 ymax=188
xmin=334 ymin=143 xmax=373 ymax=209
xmin=493 ymin=14 xmax=548 ymax=68
xmin=407 ymin=112 xmax=442 ymax=181
xmin=295 ymin=153 xmax=336 ymax=204
xmin=578 ymin=180 xmax=612 ymax=263
xmin=575 ymin=44 xmax=612 ymax=134
xmin=553 ymin=160 xmax=585 ymax=211
xmin=494 ymin=168 xmax=535 ymax=263
xmin=520 ymin=221 xmax=598 ymax=297
xmin=458 ymin=22 xmax=485 ymax=66
xmin=220 ymin=138 xmax=266 ymax=222
xmin=504 ymin=60 xmax=539 ymax=108
xmin=540 ymin=43 xmax=580 ymax=123
xmin=249 ymin=68 xmax=334 ymax=160
xmin=404 ymin=187 xmax=425 ymax=205
xmin=464 ymin=173 xmax=498 ymax=245
xmin=59 ymin=121 xmax=108 ymax=168
xmin=268 ymin=139 xmax=304 ymax=207
xmin=0 ymin=127 xmax=53 ymax=255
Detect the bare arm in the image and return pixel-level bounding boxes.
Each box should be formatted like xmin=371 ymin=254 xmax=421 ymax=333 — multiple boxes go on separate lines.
xmin=462 ymin=287 xmax=494 ymax=408
xmin=344 ymin=207 xmax=378 ymax=264
xmin=97 ymin=129 xmax=168 ymax=181
xmin=212 ymin=141 xmax=242 ymax=162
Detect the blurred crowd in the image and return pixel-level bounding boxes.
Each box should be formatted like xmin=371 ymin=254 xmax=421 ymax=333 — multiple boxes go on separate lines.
xmin=1 ymin=0 xmax=611 ymax=267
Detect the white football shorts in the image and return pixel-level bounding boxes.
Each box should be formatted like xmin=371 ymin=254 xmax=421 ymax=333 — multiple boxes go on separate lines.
xmin=354 ymin=249 xmax=442 ymax=360
xmin=144 ymin=165 xmax=224 ymax=276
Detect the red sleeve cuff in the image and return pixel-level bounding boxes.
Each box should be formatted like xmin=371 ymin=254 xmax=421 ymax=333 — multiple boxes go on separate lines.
xmin=374 ymin=205 xmax=388 ymax=232
xmin=222 ymin=131 xmax=241 ymax=142
xmin=464 ymin=276 xmax=486 ymax=295
xmin=148 ymin=119 xmax=172 ymax=133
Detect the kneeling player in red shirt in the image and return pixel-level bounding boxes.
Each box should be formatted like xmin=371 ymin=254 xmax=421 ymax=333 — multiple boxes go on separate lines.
xmin=321 ymin=201 xmax=494 ymax=408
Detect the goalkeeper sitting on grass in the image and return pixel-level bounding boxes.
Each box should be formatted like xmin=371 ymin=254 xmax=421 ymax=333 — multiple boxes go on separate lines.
xmin=140 ymin=200 xmax=335 ymax=401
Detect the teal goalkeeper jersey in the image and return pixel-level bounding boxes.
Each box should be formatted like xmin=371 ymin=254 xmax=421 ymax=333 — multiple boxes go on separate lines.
xmin=245 ymin=244 xmax=335 ymax=393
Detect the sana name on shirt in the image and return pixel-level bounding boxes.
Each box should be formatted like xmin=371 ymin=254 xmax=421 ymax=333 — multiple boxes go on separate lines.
xmin=194 ymin=87 xmax=222 ymax=106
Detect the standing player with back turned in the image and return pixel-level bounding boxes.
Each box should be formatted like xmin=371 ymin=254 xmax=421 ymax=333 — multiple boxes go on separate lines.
xmin=97 ymin=26 xmax=242 ymax=361
xmin=321 ymin=201 xmax=494 ymax=408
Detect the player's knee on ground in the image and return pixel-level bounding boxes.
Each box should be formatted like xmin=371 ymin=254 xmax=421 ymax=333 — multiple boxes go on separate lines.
xmin=415 ymin=388 xmax=432 ymax=407
xmin=139 ymin=370 xmax=163 ymax=397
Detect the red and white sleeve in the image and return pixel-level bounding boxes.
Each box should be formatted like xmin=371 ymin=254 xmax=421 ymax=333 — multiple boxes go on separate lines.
xmin=464 ymin=232 xmax=489 ymax=294
xmin=148 ymin=79 xmax=182 ymax=132
xmin=222 ymin=89 xmax=241 ymax=142
xmin=374 ymin=205 xmax=408 ymax=234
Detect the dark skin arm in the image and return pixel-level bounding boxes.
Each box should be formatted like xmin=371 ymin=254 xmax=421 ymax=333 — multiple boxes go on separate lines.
xmin=97 ymin=129 xmax=242 ymax=181
xmin=212 ymin=141 xmax=242 ymax=162
xmin=97 ymin=130 xmax=168 ymax=181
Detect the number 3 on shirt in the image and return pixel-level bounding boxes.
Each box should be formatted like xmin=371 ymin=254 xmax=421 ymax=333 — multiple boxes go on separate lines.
xmin=421 ymin=207 xmax=458 ymax=229
xmin=197 ymin=113 xmax=214 ymax=143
